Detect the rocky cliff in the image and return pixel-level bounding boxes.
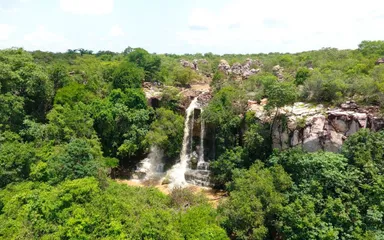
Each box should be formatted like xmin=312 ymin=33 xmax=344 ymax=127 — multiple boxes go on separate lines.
xmin=249 ymin=100 xmax=384 ymax=152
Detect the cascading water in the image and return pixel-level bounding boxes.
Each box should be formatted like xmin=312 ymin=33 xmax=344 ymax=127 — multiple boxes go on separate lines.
xmin=198 ymin=110 xmax=208 ymax=170
xmin=197 ymin=109 xmax=206 ymax=168
xmin=133 ymin=146 xmax=165 ymax=180
xmin=168 ymin=97 xmax=200 ymax=188
xmin=133 ymin=95 xmax=211 ymax=188
xmin=184 ymin=105 xmax=211 ymax=186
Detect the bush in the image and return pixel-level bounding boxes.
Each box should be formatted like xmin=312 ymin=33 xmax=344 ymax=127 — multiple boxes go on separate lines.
xmin=294 ymin=67 xmax=310 ymax=85
xmin=172 ymin=66 xmax=199 ymax=86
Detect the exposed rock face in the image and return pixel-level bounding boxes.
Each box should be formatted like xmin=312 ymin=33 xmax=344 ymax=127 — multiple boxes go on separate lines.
xmin=375 ymin=58 xmax=384 ymax=65
xmin=218 ymin=59 xmax=231 ymax=74
xmin=248 ymin=101 xmax=384 ymax=153
xmin=180 ymin=59 xmax=196 ymax=70
xmin=272 ymin=65 xmax=284 ymax=80
xmin=180 ymin=59 xmax=208 ymax=72
xmin=143 ymin=82 xmax=163 ymax=108
xmin=218 ymin=58 xmax=262 ymax=79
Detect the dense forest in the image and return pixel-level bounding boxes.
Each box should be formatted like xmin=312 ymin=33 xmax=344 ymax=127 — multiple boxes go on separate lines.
xmin=1 ymin=41 xmax=384 ymax=239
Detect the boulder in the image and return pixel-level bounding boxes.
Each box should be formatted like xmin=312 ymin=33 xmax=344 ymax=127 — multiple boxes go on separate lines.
xmin=346 ymin=120 xmax=360 ymax=136
xmin=272 ymin=65 xmax=284 ymax=80
xmin=243 ymin=68 xmax=260 ymax=79
xmin=311 ymin=115 xmax=326 ymax=133
xmin=291 ymin=130 xmax=300 ymax=146
xmin=323 ymin=131 xmax=344 ymax=152
xmin=375 ymin=58 xmax=384 ymax=65
xmin=180 ymin=59 xmax=196 ymax=69
xmin=218 ymin=58 xmax=262 ymax=79
xmin=353 ymin=113 xmax=367 ymax=127
xmin=303 ymin=133 xmax=322 ymax=152
xmin=332 ymin=119 xmax=348 ymax=133
xmin=340 ymin=101 xmax=358 ymax=110
xmin=218 ymin=59 xmax=231 ymax=74
xmin=231 ymin=63 xmax=243 ymax=75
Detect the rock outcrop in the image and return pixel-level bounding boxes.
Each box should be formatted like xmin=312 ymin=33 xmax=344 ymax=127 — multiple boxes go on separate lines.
xmin=248 ymin=101 xmax=384 ymax=152
xmin=272 ymin=65 xmax=284 ymax=80
xmin=375 ymin=58 xmax=384 ymax=65
xmin=218 ymin=58 xmax=262 ymax=79
xmin=143 ymin=82 xmax=162 ymax=107
xmin=218 ymin=59 xmax=231 ymax=74
xmin=180 ymin=59 xmax=208 ymax=71
xmin=180 ymin=59 xmax=196 ymax=70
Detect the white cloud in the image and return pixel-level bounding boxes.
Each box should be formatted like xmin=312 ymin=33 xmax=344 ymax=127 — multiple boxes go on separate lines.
xmin=23 ymin=26 xmax=72 ymax=52
xmin=60 ymin=0 xmax=113 ymax=15
xmin=0 ymin=24 xmax=15 ymax=40
xmin=179 ymin=0 xmax=384 ymax=53
xmin=109 ymin=25 xmax=124 ymax=37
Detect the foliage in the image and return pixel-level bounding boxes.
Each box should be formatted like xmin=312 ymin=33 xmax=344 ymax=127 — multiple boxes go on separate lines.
xmin=91 ymin=90 xmax=151 ymax=158
xmin=0 ymin=93 xmax=25 ymax=131
xmin=267 ymin=146 xmax=384 ymax=239
xmin=218 ymin=162 xmax=291 ymax=240
xmin=264 ymin=80 xmax=297 ymax=110
xmin=0 ymin=178 xmax=227 ymax=239
xmin=172 ymin=66 xmax=199 ymax=86
xmin=112 ymin=61 xmax=144 ymax=89
xmin=0 ymin=136 xmax=36 ymax=188
xmin=45 ymin=138 xmax=103 ymax=184
xmin=2 ymin=43 xmax=384 ymax=240
xmin=210 ymin=147 xmax=245 ymax=188
xmin=203 ymin=86 xmax=245 ymax=157
xmin=146 ymin=108 xmax=184 ymax=159
xmin=160 ymin=86 xmax=184 ymax=111
xmin=358 ymin=40 xmax=384 ymax=56
xmin=54 ymin=82 xmax=96 ymax=105
xmin=126 ymin=48 xmax=161 ymax=82
xmin=294 ymin=67 xmax=311 ymax=85
xmin=0 ymin=48 xmax=54 ymax=121
xmin=46 ymin=103 xmax=96 ymax=143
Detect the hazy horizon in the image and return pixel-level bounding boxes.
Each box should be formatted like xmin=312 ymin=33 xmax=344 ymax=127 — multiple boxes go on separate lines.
xmin=1 ymin=0 xmax=384 ymax=54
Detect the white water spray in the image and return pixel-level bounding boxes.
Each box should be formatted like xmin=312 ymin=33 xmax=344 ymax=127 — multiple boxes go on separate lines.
xmin=134 ymin=146 xmax=164 ymax=180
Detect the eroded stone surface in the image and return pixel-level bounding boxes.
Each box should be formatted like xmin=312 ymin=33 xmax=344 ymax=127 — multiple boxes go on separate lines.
xmin=218 ymin=58 xmax=262 ymax=79
xmin=247 ymin=100 xmax=384 ymax=152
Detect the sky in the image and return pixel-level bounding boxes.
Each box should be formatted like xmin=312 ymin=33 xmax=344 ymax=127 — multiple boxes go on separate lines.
xmin=0 ymin=0 xmax=384 ymax=54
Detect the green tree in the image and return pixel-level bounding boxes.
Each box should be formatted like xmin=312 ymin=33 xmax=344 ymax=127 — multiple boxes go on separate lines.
xmin=0 ymin=48 xmax=54 ymax=121
xmin=112 ymin=61 xmax=145 ymax=89
xmin=145 ymin=108 xmax=184 ymax=159
xmin=46 ymin=103 xmax=96 ymax=143
xmin=203 ymin=86 xmax=246 ymax=158
xmin=91 ymin=91 xmax=151 ymax=159
xmin=358 ymin=40 xmax=384 ymax=56
xmin=218 ymin=162 xmax=292 ymax=240
xmin=0 ymin=93 xmax=25 ymax=131
xmin=210 ymin=147 xmax=245 ymax=188
xmin=294 ymin=67 xmax=310 ymax=85
xmin=127 ymin=48 xmax=161 ymax=81
xmin=0 ymin=137 xmax=36 ymax=188
xmin=47 ymin=139 xmax=103 ymax=183
xmin=54 ymin=82 xmax=96 ymax=105
xmin=49 ymin=63 xmax=70 ymax=91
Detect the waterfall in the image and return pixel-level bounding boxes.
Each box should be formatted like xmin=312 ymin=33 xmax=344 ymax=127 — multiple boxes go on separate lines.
xmin=168 ymin=97 xmax=200 ymax=188
xmin=198 ymin=110 xmax=206 ymax=168
xmin=134 ymin=146 xmax=164 ymax=180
